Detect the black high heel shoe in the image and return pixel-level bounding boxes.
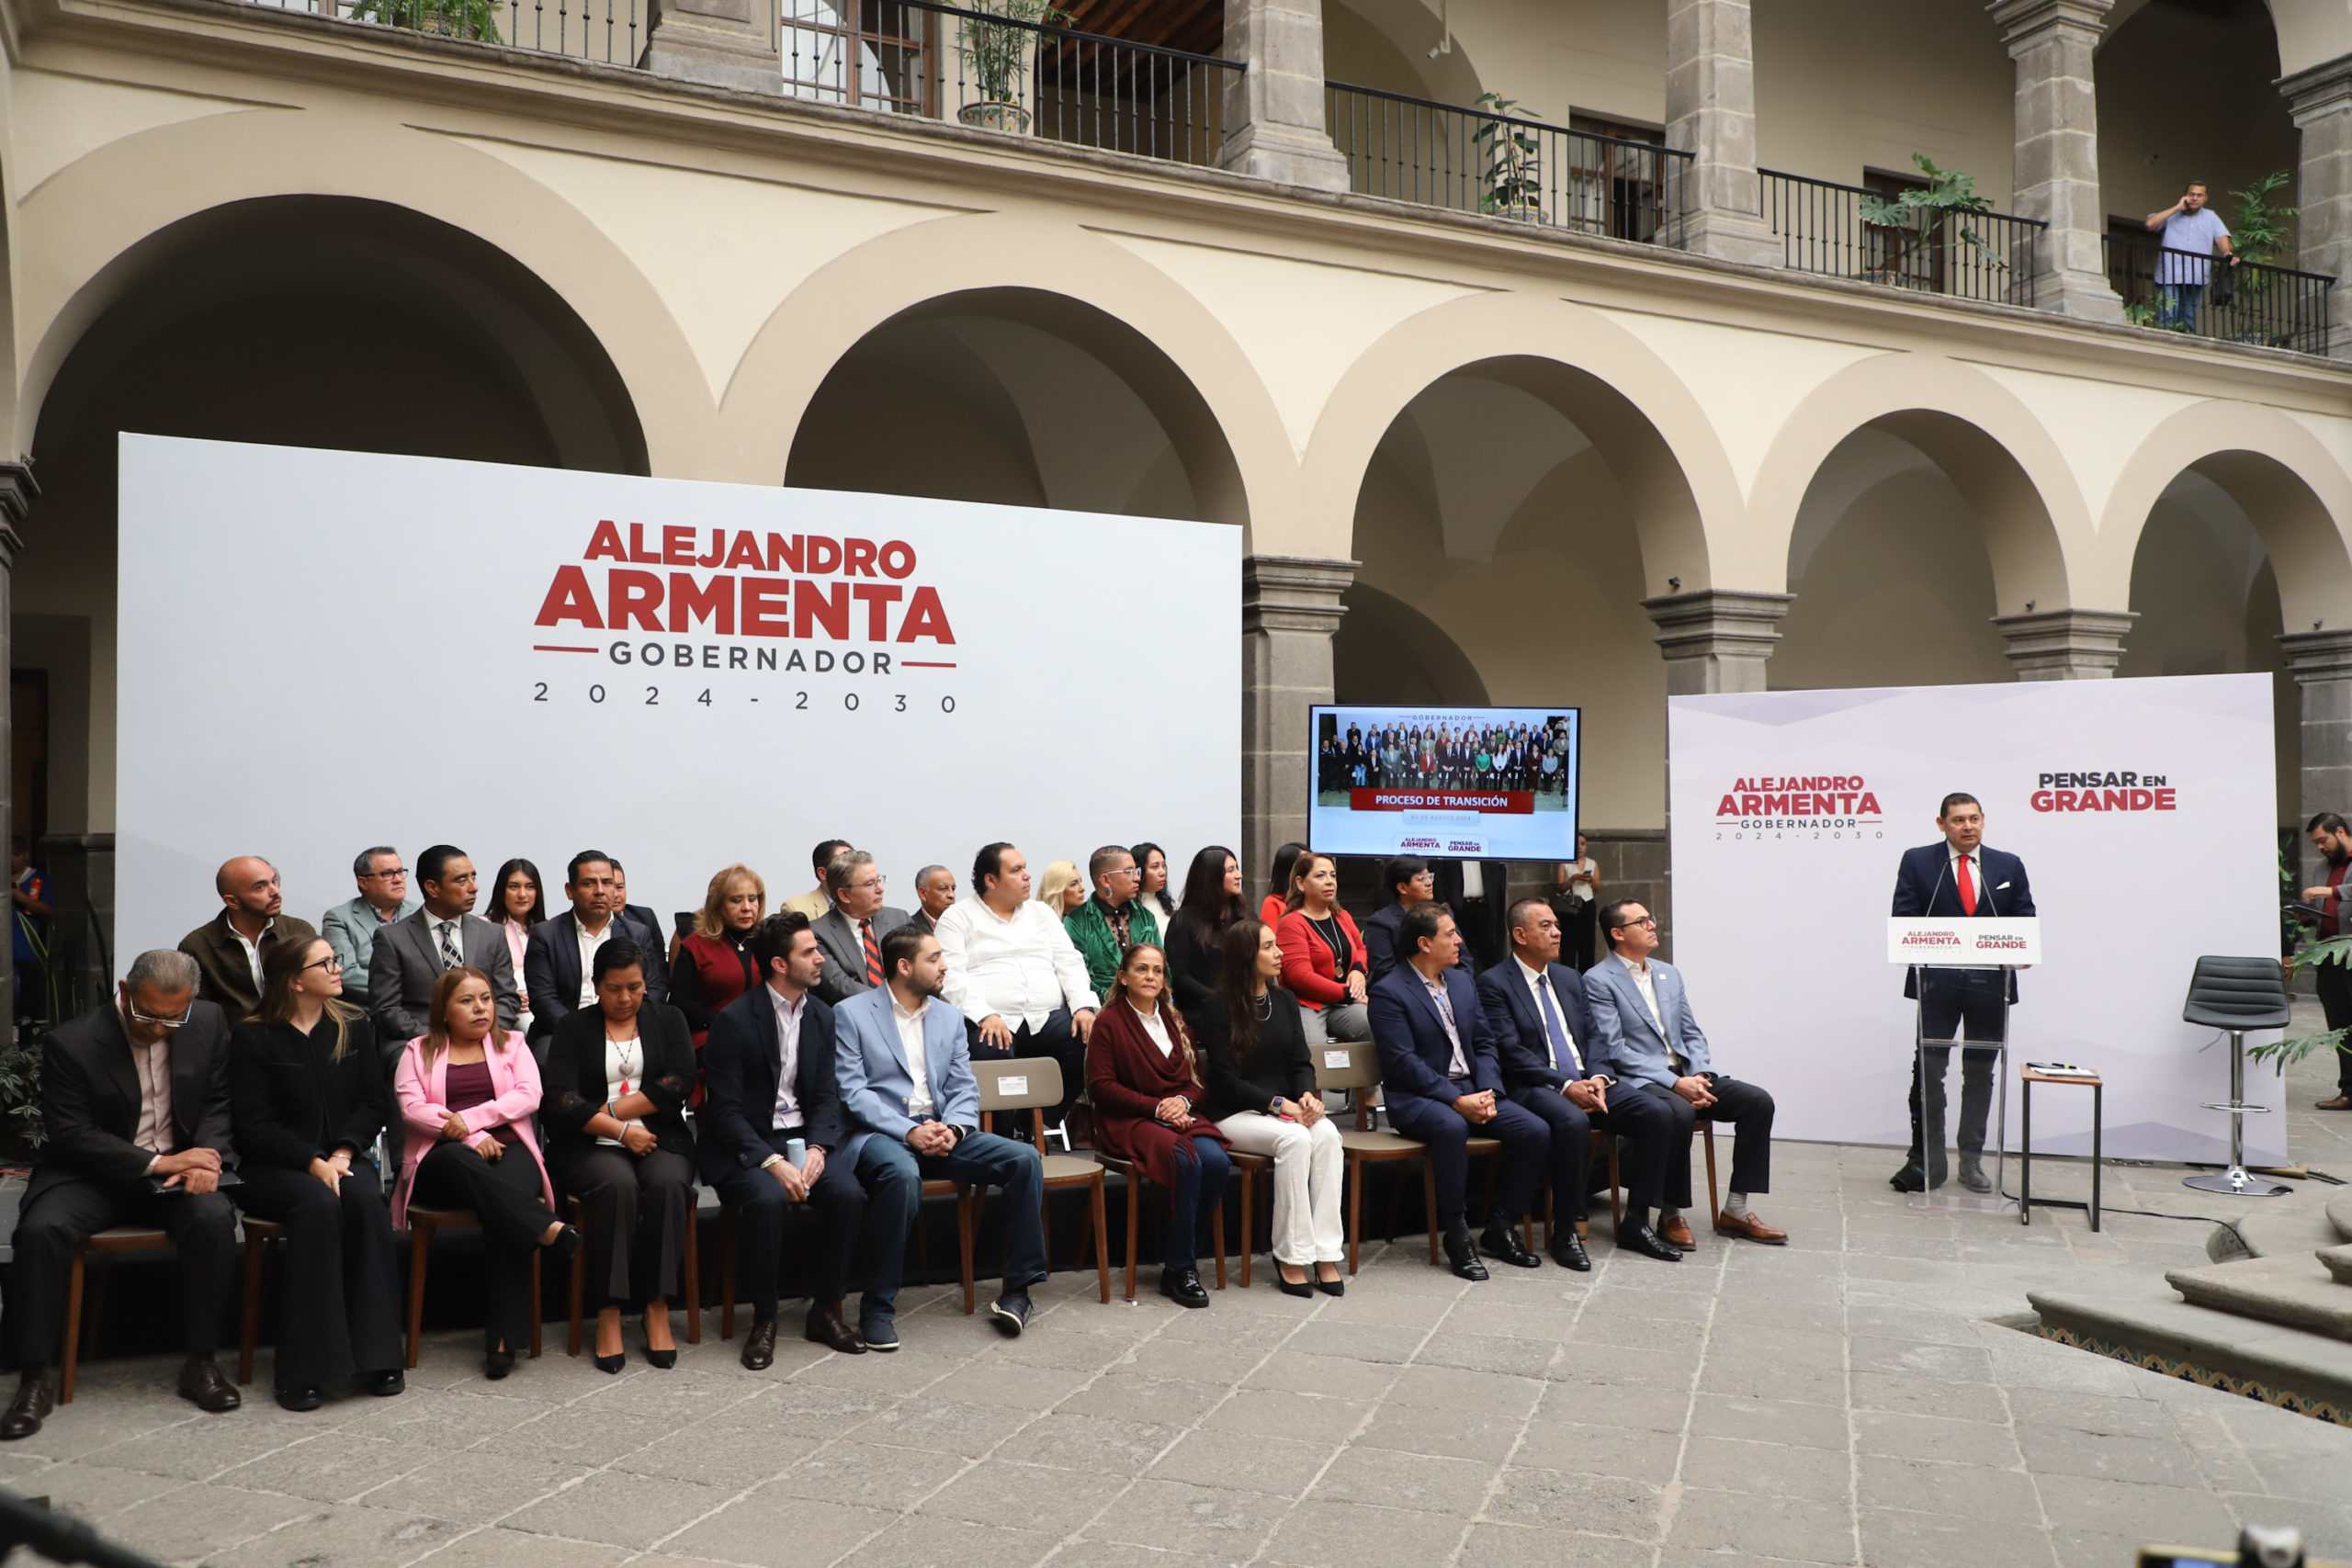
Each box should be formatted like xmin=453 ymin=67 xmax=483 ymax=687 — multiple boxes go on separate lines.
xmin=644 ymin=1347 xmax=676 ymax=1370
xmin=1313 ymin=1268 xmax=1345 ymax=1298
xmin=1275 ymin=1269 xmax=1315 ymax=1299
xmin=594 ymin=1348 xmax=625 ymax=1374
xmin=484 ymin=1348 xmax=515 ymax=1381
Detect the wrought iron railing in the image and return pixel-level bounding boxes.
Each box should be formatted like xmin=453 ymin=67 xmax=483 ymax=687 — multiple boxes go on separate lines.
xmin=242 ymin=0 xmax=645 ymax=68
xmin=1324 ymin=83 xmax=1692 ymax=248
xmin=1761 ymin=168 xmax=2042 ymax=308
xmin=783 ymin=0 xmax=1237 ymax=164
xmin=2104 ymin=234 xmax=2333 ymax=356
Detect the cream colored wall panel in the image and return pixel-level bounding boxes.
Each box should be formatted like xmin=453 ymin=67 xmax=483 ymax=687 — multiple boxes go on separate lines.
xmin=1972 ymin=363 xmax=2197 ymax=530
xmin=1103 ymin=232 xmax=1483 ymax=457
xmin=1584 ymin=308 xmax=1877 ymax=502
xmin=11 ymin=71 xmax=274 ymax=198
xmin=455 ymin=137 xmax=958 ymax=406
xmin=2287 ymin=410 xmax=2352 ymax=491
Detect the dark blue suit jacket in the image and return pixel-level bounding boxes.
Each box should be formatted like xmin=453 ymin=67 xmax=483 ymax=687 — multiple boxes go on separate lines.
xmin=1369 ymin=964 xmax=1502 ymax=1107
xmin=1891 ymin=842 xmax=2034 ymax=999
xmin=695 ymin=984 xmax=847 ymax=1185
xmin=1475 ymin=958 xmax=1598 ymax=1091
xmin=525 ymin=909 xmax=669 ymax=1039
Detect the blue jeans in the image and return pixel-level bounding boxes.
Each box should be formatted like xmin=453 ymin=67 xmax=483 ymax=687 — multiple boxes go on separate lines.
xmin=855 ymin=1129 xmax=1046 ymax=1320
xmin=1159 ymin=1135 xmax=1230 ymax=1271
xmin=2157 ymin=282 xmax=2203 ymax=331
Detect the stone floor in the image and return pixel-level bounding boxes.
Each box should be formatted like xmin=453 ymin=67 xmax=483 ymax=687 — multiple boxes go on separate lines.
xmin=9 ymin=1044 xmax=2352 ymax=1568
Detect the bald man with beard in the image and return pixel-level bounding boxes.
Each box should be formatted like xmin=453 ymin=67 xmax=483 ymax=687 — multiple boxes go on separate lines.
xmin=178 ymin=855 xmax=318 ymax=1026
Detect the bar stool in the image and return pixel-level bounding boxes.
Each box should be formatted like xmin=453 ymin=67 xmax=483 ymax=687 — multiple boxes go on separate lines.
xmin=2180 ymin=955 xmax=2294 ymax=1197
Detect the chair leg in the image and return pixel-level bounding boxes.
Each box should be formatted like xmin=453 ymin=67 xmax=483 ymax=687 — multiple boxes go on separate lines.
xmin=1423 ymin=1161 xmax=1440 ymax=1266
xmin=1703 ymin=1122 xmax=1720 ymax=1222
xmin=240 ymin=1232 xmax=267 ymax=1385
xmin=683 ymin=1210 xmax=702 ymax=1346
xmin=915 ymin=1201 xmax=933 ymax=1290
xmin=719 ymin=1207 xmax=738 ymax=1342
xmin=405 ymin=1223 xmax=429 ymax=1371
xmin=1211 ymin=1201 xmax=1226 ymax=1292
xmin=567 ymin=1200 xmax=585 ymax=1359
xmin=1477 ymin=1153 xmax=1499 ymax=1229
xmin=1346 ymin=1155 xmax=1363 ymax=1276
xmin=1609 ymin=1139 xmax=1623 ymax=1233
xmin=1041 ymin=1187 xmax=1053 ymax=1275
xmin=957 ymin=1189 xmax=976 ymax=1315
xmin=1091 ymin=1178 xmax=1109 ymax=1304
xmin=1238 ymin=1164 xmax=1254 ymax=1289
xmin=1122 ymin=1174 xmax=1140 ymax=1303
xmin=61 ymin=1250 xmax=85 ymax=1405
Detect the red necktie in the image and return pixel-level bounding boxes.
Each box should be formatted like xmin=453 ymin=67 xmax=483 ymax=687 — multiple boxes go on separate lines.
xmin=862 ymin=919 xmax=883 ymax=987
xmin=1956 ymin=854 xmax=1977 ymax=915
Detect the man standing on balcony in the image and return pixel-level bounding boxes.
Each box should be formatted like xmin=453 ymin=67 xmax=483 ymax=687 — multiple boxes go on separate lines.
xmin=2143 ymin=182 xmax=2237 ymax=333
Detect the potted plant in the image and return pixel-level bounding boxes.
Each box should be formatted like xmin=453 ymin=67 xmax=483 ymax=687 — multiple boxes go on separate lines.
xmin=956 ymin=0 xmax=1066 ymax=135
xmin=2225 ymin=170 xmax=2299 ymax=344
xmin=348 ymin=0 xmax=503 ymax=42
xmin=0 ymin=1028 xmax=45 ymax=1165
xmin=1474 ymin=94 xmax=1543 ymax=221
xmin=1856 ymin=153 xmax=2007 ymax=291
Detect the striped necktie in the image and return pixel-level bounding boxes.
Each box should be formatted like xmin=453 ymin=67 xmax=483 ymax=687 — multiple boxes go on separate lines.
xmin=862 ymin=919 xmax=883 ymax=987
xmin=437 ymin=919 xmax=462 ymax=970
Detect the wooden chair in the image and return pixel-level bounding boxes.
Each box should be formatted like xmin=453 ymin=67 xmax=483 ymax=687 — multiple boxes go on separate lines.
xmin=62 ymin=1227 xmax=169 ymax=1404
xmin=1224 ymin=1150 xmax=1272 ymax=1287
xmin=565 ymin=1191 xmax=702 ymax=1357
xmin=1522 ymin=1129 xmax=1623 ymax=1257
xmin=235 ymin=1217 xmax=286 ymax=1386
xmin=716 ymin=1159 xmax=978 ymax=1339
xmin=1089 ymin=1145 xmax=1225 ymax=1303
xmin=973 ymin=1057 xmax=1109 ymax=1305
xmin=405 ymin=1207 xmax=542 ymax=1369
xmin=1311 ymin=1042 xmax=1504 ymax=1274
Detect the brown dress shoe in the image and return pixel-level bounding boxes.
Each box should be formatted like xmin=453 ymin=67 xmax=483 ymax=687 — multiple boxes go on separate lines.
xmin=805 ymin=1302 xmax=867 ymax=1355
xmin=1714 ymin=1210 xmax=1788 ymax=1245
xmin=1657 ymin=1214 xmax=1697 ymax=1250
xmin=2316 ymin=1096 xmax=2352 ymax=1111
xmin=177 ymin=1357 xmax=242 ymax=1413
xmin=740 ymin=1318 xmax=777 ymax=1371
xmin=0 ymin=1371 xmax=54 ymax=1439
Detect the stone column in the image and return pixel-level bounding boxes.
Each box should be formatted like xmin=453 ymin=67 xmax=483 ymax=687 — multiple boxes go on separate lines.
xmin=1991 ymin=607 xmax=2133 ymax=679
xmin=1242 ymin=555 xmax=1355 ymax=891
xmin=0 ymin=463 xmax=30 ymax=1046
xmin=2281 ymin=628 xmax=2352 ymax=884
xmin=1989 ymin=0 xmax=2124 ymax=321
xmin=1220 ymin=0 xmax=1351 ymax=191
xmin=1642 ymin=589 xmax=1792 ymax=694
xmin=1663 ymin=0 xmax=1779 ymax=265
xmin=642 ymin=0 xmax=780 ymax=94
xmin=2282 ymin=58 xmax=2352 ymax=360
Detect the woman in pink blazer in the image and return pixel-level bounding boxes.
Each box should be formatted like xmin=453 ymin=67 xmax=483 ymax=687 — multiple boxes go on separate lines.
xmin=393 ymin=966 xmax=576 ymax=1378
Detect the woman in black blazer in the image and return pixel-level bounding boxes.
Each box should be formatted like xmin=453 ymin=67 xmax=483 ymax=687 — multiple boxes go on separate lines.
xmin=543 ymin=938 xmax=696 ymax=1372
xmin=230 ymin=936 xmax=404 ymax=1410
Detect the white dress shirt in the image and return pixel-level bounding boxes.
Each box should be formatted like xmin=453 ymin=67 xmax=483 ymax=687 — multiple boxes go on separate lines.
xmin=768 ymin=983 xmax=807 ymax=1131
xmin=431 ymin=915 xmax=466 ymax=969
xmin=1613 ymin=952 xmax=1685 ymax=1071
xmin=228 ymin=917 xmax=273 ymax=995
xmin=934 ymin=895 xmax=1101 ymax=1028
xmin=1461 ymin=863 xmax=1484 ymax=900
xmin=117 ymin=997 xmax=176 ymax=1163
xmin=1514 ymin=956 xmax=1581 ymax=1075
xmin=575 ymin=915 xmax=615 ymax=1007
xmin=1947 ymin=844 xmax=1991 ymax=911
xmin=598 ymin=1033 xmax=645 ymax=1146
xmin=1136 ymin=1005 xmax=1175 ymax=1058
xmin=893 ymin=990 xmax=936 ymax=1121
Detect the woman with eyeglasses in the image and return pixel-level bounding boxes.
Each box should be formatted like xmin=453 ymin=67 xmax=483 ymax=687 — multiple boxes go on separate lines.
xmin=229 ymin=938 xmax=404 ymax=1410
xmin=487 ymin=859 xmax=547 ymax=1043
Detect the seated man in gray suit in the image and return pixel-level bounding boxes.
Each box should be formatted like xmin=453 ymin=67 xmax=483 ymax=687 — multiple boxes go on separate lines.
xmin=1583 ymin=900 xmax=1785 ymax=1250
xmin=834 ymin=925 xmax=1046 ymax=1347
xmin=813 ymin=851 xmax=910 ymax=1007
xmin=368 ymin=844 xmax=519 ymax=1054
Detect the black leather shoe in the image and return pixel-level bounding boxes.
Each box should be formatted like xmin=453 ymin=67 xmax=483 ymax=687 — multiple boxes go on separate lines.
xmin=805 ymin=1302 xmax=866 ymax=1355
xmin=1958 ymin=1157 xmax=1993 ymax=1193
xmin=178 ymin=1358 xmax=241 ymax=1413
xmin=484 ymin=1348 xmax=514 ymax=1381
xmin=1552 ymin=1235 xmax=1592 ymax=1272
xmin=1613 ymin=1222 xmax=1683 ymax=1262
xmin=1159 ymin=1267 xmax=1210 ymax=1308
xmin=1888 ymin=1165 xmax=1927 ymax=1193
xmin=740 ymin=1318 xmax=777 ymax=1371
xmin=1442 ymin=1219 xmax=1488 ymax=1281
xmin=363 ymin=1371 xmax=404 ymax=1397
xmin=276 ymin=1385 xmax=323 ymax=1413
xmin=543 ymin=1224 xmax=582 ymax=1266
xmin=1 ymin=1372 xmax=54 ymax=1440
xmin=1480 ymin=1222 xmax=1543 ymax=1269
xmin=989 ymin=1292 xmax=1033 ymax=1337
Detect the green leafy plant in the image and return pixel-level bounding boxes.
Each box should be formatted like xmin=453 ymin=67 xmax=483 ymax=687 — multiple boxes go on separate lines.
xmin=1858 ymin=153 xmax=2007 ymax=272
xmin=1473 ymin=94 xmax=1542 ymax=218
xmin=2123 ymin=299 xmax=2159 ymax=329
xmin=348 ymin=0 xmax=503 ymax=42
xmin=2253 ymin=864 xmax=2346 ymax=1071
xmin=958 ymin=0 xmax=1067 ymax=108
xmin=2228 ymin=170 xmax=2298 ymax=269
xmin=0 ymin=1029 xmax=45 ymax=1156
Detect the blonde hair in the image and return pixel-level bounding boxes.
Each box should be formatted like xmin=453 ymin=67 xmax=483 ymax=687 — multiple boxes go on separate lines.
xmin=1036 ymin=860 xmax=1082 ymax=911
xmin=256 ymin=937 xmax=360 ymax=1062
xmin=693 ymin=863 xmax=766 ymax=939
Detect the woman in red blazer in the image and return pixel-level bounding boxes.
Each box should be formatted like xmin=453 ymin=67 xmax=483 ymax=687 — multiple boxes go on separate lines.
xmin=1085 ymin=944 xmax=1231 ymax=1310
xmin=1274 ymin=852 xmax=1369 ymax=1047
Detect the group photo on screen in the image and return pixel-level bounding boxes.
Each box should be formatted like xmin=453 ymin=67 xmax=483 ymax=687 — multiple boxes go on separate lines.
xmin=1314 ymin=709 xmax=1575 ymax=804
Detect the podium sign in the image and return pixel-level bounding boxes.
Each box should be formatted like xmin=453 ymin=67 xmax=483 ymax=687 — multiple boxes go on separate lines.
xmin=1888 ymin=918 xmax=2041 ymax=968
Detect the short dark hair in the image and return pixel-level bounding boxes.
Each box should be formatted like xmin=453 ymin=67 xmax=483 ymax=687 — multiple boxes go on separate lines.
xmin=353 ymin=845 xmax=398 ymax=879
xmin=811 ymin=839 xmax=852 ymax=874
xmin=1088 ymin=844 xmax=1133 ymax=881
xmin=417 ymin=844 xmax=466 ymax=886
xmin=1938 ymin=794 xmax=1981 ymax=819
xmin=1398 ymin=901 xmax=1448 ymax=958
xmin=1269 ymin=841 xmax=1307 ymax=901
xmin=752 ymin=910 xmax=815 ymax=972
xmin=1599 ymin=899 xmax=1646 ymax=949
xmin=880 ymin=923 xmax=930 ymax=979
xmin=2186 ymin=179 xmax=2209 ymax=192
xmin=567 ymin=851 xmax=614 ymax=886
xmin=591 ymin=938 xmax=645 ymax=982
xmin=2312 ymin=813 xmax=2349 ymax=836
xmin=1383 ymin=855 xmax=1430 ymax=901
xmin=974 ymin=841 xmax=1014 ymax=892
xmin=826 ymin=849 xmax=874 ymax=895
xmin=1506 ymin=897 xmax=1549 ymax=933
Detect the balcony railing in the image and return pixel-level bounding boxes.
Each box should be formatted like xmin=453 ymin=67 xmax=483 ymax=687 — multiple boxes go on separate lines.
xmin=1762 ymin=169 xmax=2042 ymax=309
xmin=782 ymin=0 xmax=1236 ymax=165
xmin=243 ymin=0 xmax=645 ymax=67
xmin=2104 ymin=235 xmax=2333 ymax=357
xmin=1325 ymin=84 xmax=1691 ymax=249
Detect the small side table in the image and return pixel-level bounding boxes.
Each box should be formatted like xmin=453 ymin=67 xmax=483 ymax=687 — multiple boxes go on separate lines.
xmin=2019 ymin=1067 xmax=2102 ymax=1231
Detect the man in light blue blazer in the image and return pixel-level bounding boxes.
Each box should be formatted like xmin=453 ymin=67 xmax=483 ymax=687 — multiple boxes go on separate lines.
xmin=834 ymin=925 xmax=1047 ymax=1348
xmin=1584 ymin=899 xmax=1786 ymax=1249
xmin=321 ymin=846 xmax=416 ymax=1010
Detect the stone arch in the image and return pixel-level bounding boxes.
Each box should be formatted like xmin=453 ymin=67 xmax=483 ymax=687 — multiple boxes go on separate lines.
xmin=1334 ymin=582 xmax=1488 ymax=706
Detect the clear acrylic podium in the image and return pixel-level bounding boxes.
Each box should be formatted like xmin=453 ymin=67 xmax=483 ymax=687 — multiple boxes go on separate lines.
xmin=1889 ymin=919 xmax=2042 ymax=1215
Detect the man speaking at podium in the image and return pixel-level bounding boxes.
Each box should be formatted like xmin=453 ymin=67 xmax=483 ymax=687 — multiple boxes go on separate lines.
xmin=1889 ymin=793 xmax=2034 ymax=1194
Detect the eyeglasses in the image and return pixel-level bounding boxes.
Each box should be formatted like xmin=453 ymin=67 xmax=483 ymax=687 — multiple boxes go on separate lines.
xmin=362 ymin=867 xmax=408 ymax=880
xmin=854 ymin=878 xmax=886 ymax=893
xmin=303 ymin=954 xmax=344 ymax=974
xmin=1617 ymin=916 xmax=1658 ymax=929
xmin=128 ymin=1001 xmax=194 ymax=1029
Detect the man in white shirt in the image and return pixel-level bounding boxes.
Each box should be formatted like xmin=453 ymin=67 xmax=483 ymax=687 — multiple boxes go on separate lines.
xmin=933 ymin=842 xmax=1099 ymax=1144
xmin=178 ymin=856 xmax=319 ymax=1026
xmin=525 ymin=851 xmax=662 ymax=1043
xmin=2143 ymin=181 xmax=2237 ymax=333
xmin=367 ymin=846 xmax=521 ymax=1051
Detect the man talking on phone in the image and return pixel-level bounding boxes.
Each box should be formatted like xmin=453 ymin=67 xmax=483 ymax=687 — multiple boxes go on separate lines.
xmin=1889 ymin=793 xmax=2035 ymax=1194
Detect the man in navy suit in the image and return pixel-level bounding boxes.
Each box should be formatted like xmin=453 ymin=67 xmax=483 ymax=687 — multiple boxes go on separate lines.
xmin=1889 ymin=793 xmax=2036 ymax=1194
xmin=1368 ymin=904 xmax=1548 ymax=1280
xmin=1477 ymin=899 xmax=1681 ymax=1267
xmin=525 ymin=851 xmax=665 ymax=1045
xmin=698 ymin=911 xmax=876 ymax=1366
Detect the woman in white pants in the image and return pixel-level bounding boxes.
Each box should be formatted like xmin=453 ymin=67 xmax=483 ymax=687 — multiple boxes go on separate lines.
xmin=1197 ymin=919 xmax=1347 ymax=1296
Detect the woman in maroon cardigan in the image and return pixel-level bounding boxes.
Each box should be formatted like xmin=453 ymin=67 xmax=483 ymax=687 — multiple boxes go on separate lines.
xmin=1086 ymin=944 xmax=1231 ymax=1309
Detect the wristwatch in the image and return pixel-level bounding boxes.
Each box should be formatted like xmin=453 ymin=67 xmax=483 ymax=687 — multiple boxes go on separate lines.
xmin=1268 ymin=1096 xmax=1285 ymax=1115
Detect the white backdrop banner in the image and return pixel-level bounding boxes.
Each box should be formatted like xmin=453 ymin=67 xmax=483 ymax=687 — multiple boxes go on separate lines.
xmin=1668 ymin=675 xmax=2282 ymax=1163
xmin=117 ymin=435 xmax=1239 ymax=963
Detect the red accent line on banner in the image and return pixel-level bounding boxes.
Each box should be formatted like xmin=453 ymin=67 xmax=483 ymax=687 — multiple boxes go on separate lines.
xmin=900 ymin=660 xmax=958 ymax=668
xmin=534 ymin=645 xmax=600 ymax=653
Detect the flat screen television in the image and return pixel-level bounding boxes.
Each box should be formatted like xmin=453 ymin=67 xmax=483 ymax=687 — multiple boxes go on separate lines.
xmin=1306 ymin=705 xmax=1579 ymax=860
